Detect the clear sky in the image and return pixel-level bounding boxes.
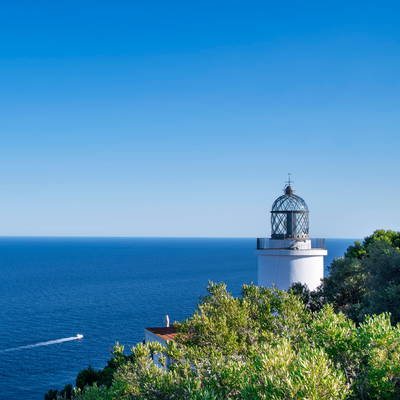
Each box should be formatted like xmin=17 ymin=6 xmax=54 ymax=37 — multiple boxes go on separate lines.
xmin=0 ymin=0 xmax=399 ymax=238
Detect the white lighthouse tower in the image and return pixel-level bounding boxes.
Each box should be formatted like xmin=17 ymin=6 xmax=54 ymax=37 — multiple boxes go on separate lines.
xmin=255 ymin=178 xmax=327 ymax=291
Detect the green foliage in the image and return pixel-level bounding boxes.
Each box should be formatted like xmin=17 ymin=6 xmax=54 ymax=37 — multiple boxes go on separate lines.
xmin=356 ymin=313 xmax=400 ymax=399
xmin=75 ymin=366 xmax=103 ymax=391
xmin=45 ymin=384 xmax=74 ymax=400
xmin=74 ymin=383 xmax=114 ymax=400
xmin=61 ymin=384 xmax=73 ymax=399
xmin=74 ymin=343 xmax=129 ymax=392
xmin=44 ymin=388 xmax=59 ymax=400
xmin=324 ymin=229 xmax=400 ymax=324
xmin=44 ymin=343 xmax=130 ymax=399
xmin=58 ymin=281 xmax=400 ymax=399
xmin=289 ymin=282 xmax=325 ymax=312
xmin=75 ymin=283 xmax=350 ymax=399
xmin=363 ymin=229 xmax=400 ymax=250
xmin=308 ymin=306 xmax=400 ymax=399
xmin=345 ymin=230 xmax=400 ymax=260
xmin=361 ymin=240 xmax=400 ymax=323
xmin=324 ymin=255 xmax=367 ymax=321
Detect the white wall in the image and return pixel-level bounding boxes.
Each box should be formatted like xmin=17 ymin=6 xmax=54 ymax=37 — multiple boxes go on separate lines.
xmin=144 ymin=329 xmax=169 ymax=369
xmin=256 ymin=249 xmax=327 ymax=291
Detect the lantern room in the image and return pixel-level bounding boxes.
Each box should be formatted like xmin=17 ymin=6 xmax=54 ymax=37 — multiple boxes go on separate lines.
xmin=271 ymin=182 xmax=309 ymax=240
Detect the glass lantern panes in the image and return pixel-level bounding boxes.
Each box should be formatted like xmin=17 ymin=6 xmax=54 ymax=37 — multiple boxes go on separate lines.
xmin=270 ymin=186 xmax=309 ymax=239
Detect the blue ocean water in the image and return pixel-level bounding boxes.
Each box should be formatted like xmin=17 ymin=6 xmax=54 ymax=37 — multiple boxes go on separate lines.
xmin=0 ymin=237 xmax=355 ymax=399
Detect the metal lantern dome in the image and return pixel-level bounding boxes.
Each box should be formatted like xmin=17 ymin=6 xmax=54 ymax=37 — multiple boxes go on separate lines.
xmin=270 ymin=182 xmax=309 ymax=240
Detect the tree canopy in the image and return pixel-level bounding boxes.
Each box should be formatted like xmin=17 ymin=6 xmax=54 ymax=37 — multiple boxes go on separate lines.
xmin=323 ymin=229 xmax=400 ymax=324
xmin=70 ymin=282 xmax=400 ymax=400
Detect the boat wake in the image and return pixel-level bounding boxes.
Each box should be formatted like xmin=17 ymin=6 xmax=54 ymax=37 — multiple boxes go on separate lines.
xmin=0 ymin=334 xmax=83 ymax=353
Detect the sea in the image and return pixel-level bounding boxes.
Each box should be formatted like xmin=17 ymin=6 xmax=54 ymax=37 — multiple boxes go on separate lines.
xmin=0 ymin=237 xmax=356 ymax=400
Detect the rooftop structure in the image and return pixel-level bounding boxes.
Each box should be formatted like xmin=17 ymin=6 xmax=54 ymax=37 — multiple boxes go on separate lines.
xmin=144 ymin=326 xmax=177 ymax=342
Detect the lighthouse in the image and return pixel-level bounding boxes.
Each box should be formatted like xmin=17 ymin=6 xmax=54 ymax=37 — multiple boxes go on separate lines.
xmin=255 ymin=178 xmax=327 ymax=291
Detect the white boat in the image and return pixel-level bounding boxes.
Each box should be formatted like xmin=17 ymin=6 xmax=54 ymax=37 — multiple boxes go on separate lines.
xmin=76 ymin=334 xmax=83 ymax=339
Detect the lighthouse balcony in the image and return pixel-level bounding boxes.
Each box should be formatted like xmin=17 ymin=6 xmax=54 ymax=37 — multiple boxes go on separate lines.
xmin=256 ymin=238 xmax=325 ymax=250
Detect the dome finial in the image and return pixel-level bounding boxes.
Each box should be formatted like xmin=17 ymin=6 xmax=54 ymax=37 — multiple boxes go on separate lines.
xmin=284 ymin=173 xmax=295 ymax=195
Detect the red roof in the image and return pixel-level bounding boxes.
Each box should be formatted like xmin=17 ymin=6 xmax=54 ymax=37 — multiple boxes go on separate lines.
xmin=145 ymin=326 xmax=178 ymax=341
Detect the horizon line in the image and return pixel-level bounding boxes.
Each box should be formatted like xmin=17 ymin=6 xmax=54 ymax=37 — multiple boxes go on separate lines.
xmin=0 ymin=235 xmax=360 ymax=239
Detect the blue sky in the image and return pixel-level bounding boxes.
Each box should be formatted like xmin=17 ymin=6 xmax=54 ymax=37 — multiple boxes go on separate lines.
xmin=0 ymin=0 xmax=399 ymax=238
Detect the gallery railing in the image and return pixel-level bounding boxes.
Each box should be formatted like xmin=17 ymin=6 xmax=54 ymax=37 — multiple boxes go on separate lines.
xmin=256 ymin=238 xmax=325 ymax=250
